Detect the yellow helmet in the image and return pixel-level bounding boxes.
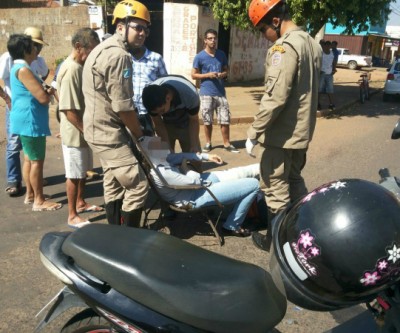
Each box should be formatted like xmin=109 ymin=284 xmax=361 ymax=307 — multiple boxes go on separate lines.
xmin=24 ymin=26 xmax=49 ymax=46
xmin=112 ymin=0 xmax=151 ymax=25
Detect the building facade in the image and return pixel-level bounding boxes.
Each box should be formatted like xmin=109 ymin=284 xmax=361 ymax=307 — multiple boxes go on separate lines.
xmin=0 ymin=1 xmax=269 ymax=83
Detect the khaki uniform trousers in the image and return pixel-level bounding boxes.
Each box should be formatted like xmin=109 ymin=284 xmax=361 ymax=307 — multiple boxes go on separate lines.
xmin=88 ymin=142 xmax=148 ymax=212
xmin=259 ymin=146 xmax=308 ymax=215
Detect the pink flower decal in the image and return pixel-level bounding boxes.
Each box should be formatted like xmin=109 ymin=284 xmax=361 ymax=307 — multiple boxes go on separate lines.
xmin=292 ymin=229 xmax=321 ymax=277
xmin=302 ymin=191 xmax=316 ymax=202
xmin=310 ymin=247 xmax=320 ymax=256
xmin=299 ymin=231 xmax=314 ymax=248
xmin=360 ymin=271 xmax=381 ymax=286
xmin=319 ymin=187 xmax=330 ymax=194
xmin=359 ymin=242 xmax=400 ymax=287
xmin=378 ymin=260 xmax=388 ymax=271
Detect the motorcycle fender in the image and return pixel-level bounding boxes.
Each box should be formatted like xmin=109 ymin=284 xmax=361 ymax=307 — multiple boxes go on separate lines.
xmin=34 ymin=286 xmax=86 ymax=332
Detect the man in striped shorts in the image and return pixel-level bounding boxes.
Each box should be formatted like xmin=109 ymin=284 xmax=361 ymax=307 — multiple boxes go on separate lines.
xmin=192 ymin=28 xmax=239 ymax=154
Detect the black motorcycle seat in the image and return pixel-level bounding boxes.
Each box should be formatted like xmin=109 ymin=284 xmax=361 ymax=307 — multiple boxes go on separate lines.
xmin=62 ymin=224 xmax=286 ymax=333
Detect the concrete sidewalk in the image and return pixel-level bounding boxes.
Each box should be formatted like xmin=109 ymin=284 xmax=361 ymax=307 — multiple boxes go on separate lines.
xmin=223 ymin=67 xmax=387 ymax=123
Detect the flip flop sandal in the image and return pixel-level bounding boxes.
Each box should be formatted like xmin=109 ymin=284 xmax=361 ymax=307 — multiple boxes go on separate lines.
xmin=77 ymin=204 xmax=104 ymax=213
xmin=68 ymin=221 xmax=91 ymax=229
xmin=32 ymin=202 xmax=63 ymax=212
xmin=24 ymin=194 xmax=52 ymax=205
xmin=5 ymin=184 xmax=21 ymax=197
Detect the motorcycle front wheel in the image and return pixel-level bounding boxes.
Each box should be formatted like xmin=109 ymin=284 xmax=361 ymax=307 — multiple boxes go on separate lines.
xmin=61 ymin=308 xmax=116 ymax=333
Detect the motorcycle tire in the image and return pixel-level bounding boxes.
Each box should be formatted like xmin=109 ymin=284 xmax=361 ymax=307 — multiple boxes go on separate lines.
xmin=60 ymin=308 xmax=116 ymax=333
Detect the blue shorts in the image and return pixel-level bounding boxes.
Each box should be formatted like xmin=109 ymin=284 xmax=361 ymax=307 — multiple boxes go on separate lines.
xmin=319 ymin=73 xmax=334 ymax=94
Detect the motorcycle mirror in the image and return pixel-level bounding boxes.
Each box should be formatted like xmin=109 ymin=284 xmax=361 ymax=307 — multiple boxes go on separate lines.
xmin=391 ymin=119 xmax=400 ymax=139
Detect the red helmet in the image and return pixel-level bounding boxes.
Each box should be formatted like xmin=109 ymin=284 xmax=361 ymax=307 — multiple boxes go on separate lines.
xmin=248 ymin=0 xmax=284 ymax=27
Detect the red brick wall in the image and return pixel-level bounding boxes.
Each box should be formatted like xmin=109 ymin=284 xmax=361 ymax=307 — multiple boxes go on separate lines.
xmin=0 ymin=6 xmax=90 ymax=70
xmin=324 ymin=34 xmax=369 ymax=55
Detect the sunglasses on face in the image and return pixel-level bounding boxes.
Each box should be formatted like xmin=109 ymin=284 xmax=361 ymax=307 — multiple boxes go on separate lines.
xmin=127 ymin=22 xmax=150 ymax=36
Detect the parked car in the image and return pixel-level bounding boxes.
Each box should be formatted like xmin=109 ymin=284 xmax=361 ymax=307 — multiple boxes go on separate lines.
xmin=383 ymin=59 xmax=400 ymax=102
xmin=336 ymin=48 xmax=373 ymax=70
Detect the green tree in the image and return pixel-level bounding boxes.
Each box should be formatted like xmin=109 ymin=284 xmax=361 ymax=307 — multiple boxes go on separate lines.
xmin=204 ymin=0 xmax=394 ymax=36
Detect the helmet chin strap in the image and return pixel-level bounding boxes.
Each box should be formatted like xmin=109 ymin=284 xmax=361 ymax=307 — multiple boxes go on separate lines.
xmin=122 ymin=17 xmax=130 ymax=50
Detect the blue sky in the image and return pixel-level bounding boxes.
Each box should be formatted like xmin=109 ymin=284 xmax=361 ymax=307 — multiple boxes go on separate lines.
xmin=388 ymin=2 xmax=400 ymax=25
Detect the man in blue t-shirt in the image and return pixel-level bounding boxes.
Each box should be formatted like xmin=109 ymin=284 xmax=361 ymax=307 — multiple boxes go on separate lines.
xmin=192 ymin=29 xmax=239 ymax=154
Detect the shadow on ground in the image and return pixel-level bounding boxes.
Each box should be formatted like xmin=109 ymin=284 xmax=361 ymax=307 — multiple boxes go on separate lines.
xmin=325 ymin=90 xmax=400 ymax=119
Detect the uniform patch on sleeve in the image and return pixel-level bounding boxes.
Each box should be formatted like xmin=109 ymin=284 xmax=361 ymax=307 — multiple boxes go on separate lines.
xmin=271 ymin=52 xmax=282 ymax=66
xmin=271 ymin=45 xmax=285 ymax=53
xmin=123 ymin=68 xmax=131 ymax=79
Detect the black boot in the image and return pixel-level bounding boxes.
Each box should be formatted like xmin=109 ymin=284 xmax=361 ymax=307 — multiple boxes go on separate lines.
xmin=252 ymin=211 xmax=277 ymax=252
xmin=252 ymin=232 xmax=272 ymax=252
xmin=121 ymin=208 xmax=143 ymax=228
xmin=105 ymin=199 xmax=123 ymax=225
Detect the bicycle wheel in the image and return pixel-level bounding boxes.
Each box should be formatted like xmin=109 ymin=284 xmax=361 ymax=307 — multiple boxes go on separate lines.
xmin=359 ymin=85 xmax=365 ymax=104
xmin=365 ymin=83 xmax=370 ymax=100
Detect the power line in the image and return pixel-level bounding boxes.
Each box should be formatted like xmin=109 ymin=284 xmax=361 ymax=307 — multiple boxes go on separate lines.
xmin=390 ymin=2 xmax=400 ymax=12
xmin=390 ymin=5 xmax=400 ymax=17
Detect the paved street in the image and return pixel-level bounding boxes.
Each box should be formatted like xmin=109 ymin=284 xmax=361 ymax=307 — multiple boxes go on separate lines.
xmin=1 ymin=72 xmax=400 ymax=332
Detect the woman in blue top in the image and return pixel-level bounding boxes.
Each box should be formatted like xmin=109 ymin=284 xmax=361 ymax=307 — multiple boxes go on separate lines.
xmin=8 ymin=34 xmax=62 ymax=211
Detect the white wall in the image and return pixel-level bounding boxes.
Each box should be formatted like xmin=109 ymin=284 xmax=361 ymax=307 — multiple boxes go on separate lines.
xmin=163 ymin=3 xmax=199 ymax=80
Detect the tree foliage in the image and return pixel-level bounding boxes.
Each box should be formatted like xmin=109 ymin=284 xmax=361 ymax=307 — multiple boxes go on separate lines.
xmin=204 ymin=0 xmax=394 ymax=36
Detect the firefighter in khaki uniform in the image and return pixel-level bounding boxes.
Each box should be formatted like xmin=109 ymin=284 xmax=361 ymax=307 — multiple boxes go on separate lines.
xmin=245 ymin=0 xmax=322 ymax=250
xmin=82 ymin=0 xmax=150 ymax=227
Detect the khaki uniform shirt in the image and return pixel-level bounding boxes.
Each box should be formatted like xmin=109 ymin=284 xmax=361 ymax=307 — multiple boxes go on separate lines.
xmin=82 ymin=34 xmax=135 ymax=145
xmin=247 ymin=29 xmax=322 ymax=149
xmin=57 ymin=56 xmax=88 ymax=147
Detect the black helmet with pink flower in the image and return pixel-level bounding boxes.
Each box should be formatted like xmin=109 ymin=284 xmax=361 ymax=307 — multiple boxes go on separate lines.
xmin=269 ymin=179 xmax=400 ymax=311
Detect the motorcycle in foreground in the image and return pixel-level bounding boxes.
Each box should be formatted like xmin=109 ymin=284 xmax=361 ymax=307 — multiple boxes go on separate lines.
xmin=35 ymin=123 xmax=400 ymax=333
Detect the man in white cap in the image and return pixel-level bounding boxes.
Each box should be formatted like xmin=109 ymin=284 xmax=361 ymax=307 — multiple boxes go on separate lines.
xmin=0 ymin=27 xmax=50 ymax=197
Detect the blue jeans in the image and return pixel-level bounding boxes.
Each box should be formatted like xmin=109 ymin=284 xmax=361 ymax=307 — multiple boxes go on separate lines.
xmin=190 ymin=173 xmax=259 ymax=230
xmin=5 ymin=107 xmax=22 ymax=186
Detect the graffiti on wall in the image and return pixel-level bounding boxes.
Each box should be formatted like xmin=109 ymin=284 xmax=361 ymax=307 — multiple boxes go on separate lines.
xmin=229 ymin=28 xmax=270 ymax=81
xmin=164 ymin=3 xmax=198 ymax=78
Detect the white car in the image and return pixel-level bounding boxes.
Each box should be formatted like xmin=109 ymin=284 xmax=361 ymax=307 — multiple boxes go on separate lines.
xmin=336 ymin=48 xmax=372 ymax=70
xmin=383 ymin=60 xmax=400 ymax=101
